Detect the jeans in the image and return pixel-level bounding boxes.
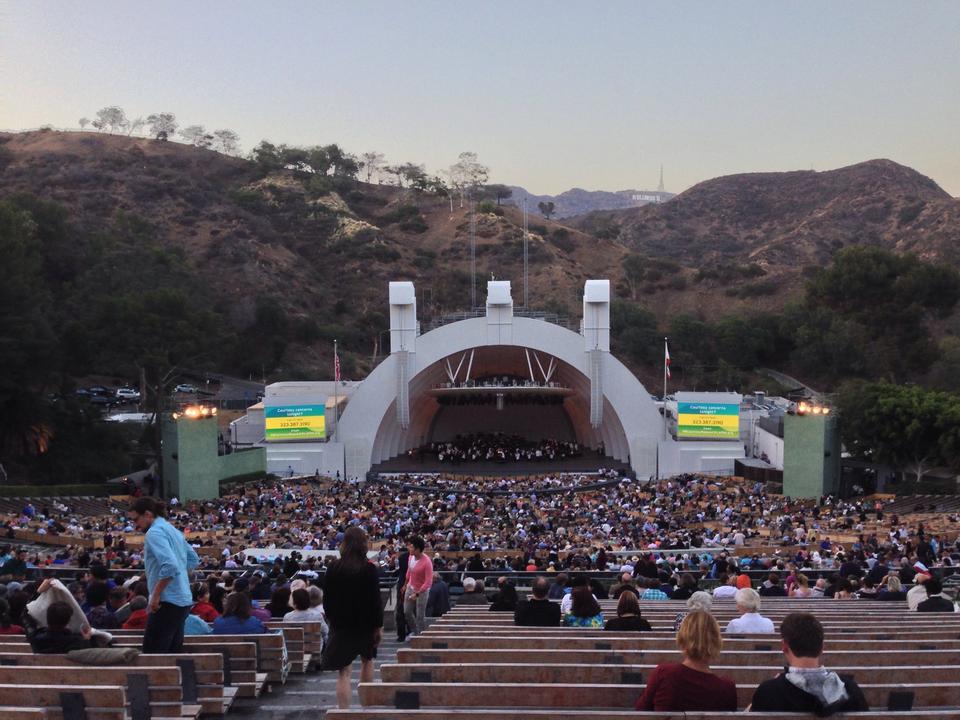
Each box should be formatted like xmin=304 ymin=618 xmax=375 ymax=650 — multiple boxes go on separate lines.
xmin=142 ymin=602 xmax=191 ymax=654
xmin=403 ymin=590 xmax=429 ymax=635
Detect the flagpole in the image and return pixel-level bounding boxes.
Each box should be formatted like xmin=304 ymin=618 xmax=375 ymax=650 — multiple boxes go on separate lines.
xmin=663 ymin=336 xmax=669 ymax=442
xmin=333 ymin=339 xmax=339 ymax=443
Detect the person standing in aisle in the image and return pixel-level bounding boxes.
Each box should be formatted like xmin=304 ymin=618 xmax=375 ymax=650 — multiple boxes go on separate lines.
xmin=129 ymin=497 xmax=199 ymax=653
xmin=322 ymin=527 xmax=384 ymax=709
xmin=402 ymin=535 xmax=433 ymax=635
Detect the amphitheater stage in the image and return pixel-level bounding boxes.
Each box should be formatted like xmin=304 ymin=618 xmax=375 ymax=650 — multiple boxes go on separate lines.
xmin=370 ymin=454 xmax=634 ymax=477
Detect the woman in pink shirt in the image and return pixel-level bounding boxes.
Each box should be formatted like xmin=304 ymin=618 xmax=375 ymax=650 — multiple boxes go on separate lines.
xmin=401 ymin=535 xmax=433 ymax=635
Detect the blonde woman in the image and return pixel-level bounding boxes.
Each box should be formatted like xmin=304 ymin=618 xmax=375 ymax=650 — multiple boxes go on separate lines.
xmin=635 ymin=610 xmax=737 ymax=711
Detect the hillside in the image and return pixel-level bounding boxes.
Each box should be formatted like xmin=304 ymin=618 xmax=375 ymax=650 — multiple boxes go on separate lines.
xmin=0 ymin=130 xmax=625 ymax=377
xmin=509 ymin=185 xmax=675 ymax=218
xmin=569 ymin=160 xmax=960 ymax=316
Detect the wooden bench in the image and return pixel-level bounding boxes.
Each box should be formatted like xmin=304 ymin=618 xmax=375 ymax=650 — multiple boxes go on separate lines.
xmin=411 ymin=635 xmax=960 ymax=651
xmin=330 ymin=710 xmax=960 ymax=720
xmin=0 ymin=666 xmax=199 ymax=719
xmin=397 ymin=647 xmax=960 ymax=667
xmin=379 ymin=661 xmax=960 ymax=686
xmin=0 ymin=651 xmax=234 ymax=715
xmin=265 ymin=620 xmax=325 ymax=670
xmin=358 ymin=680 xmax=960 ymax=710
xmin=0 ymin=684 xmax=126 ymax=720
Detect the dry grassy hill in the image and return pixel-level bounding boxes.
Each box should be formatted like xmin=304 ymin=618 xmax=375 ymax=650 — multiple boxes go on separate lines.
xmin=0 ymin=130 xmax=624 ymax=375
xmin=2 ymin=130 xmax=959 ymax=378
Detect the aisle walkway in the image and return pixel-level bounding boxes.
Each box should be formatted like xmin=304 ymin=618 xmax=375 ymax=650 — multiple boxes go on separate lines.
xmin=230 ymin=636 xmax=405 ymax=719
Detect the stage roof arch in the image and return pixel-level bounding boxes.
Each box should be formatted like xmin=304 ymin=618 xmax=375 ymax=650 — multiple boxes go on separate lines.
xmin=338 ymin=280 xmax=663 ymax=479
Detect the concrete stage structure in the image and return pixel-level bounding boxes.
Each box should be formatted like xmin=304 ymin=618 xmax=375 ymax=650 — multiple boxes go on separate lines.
xmin=254 ymin=279 xmax=744 ymax=481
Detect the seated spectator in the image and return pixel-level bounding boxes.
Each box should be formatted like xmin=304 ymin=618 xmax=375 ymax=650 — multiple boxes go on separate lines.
xmin=514 ymin=577 xmax=561 ymax=627
xmin=749 ymin=612 xmax=868 ymax=714
xmin=457 ymin=577 xmax=490 ymax=605
xmin=547 ymin=573 xmax=568 ymax=600
xmin=856 ymin=578 xmax=878 ymax=600
xmin=191 ymin=582 xmax=220 ymax=622
xmin=84 ymin=582 xmax=119 ymax=630
xmin=266 ymin=586 xmax=292 ymax=619
xmin=560 ymin=576 xmax=595 ymax=615
xmin=611 ymin=571 xmax=639 ymax=599
xmin=712 ymin=574 xmax=737 ymax=599
xmin=122 ymin=596 xmax=149 ymax=630
xmin=213 ymin=592 xmax=267 ymax=635
xmin=635 ymin=610 xmax=737 ymax=711
xmin=426 ymin=572 xmax=451 ymax=617
xmin=726 ymin=588 xmax=774 ymax=634
xmin=488 ymin=581 xmax=518 ymax=612
xmin=562 ymin=586 xmax=604 ymax=628
xmin=604 ymin=590 xmax=652 ymax=632
xmin=736 ymin=573 xmax=752 ymax=590
xmin=27 ymin=600 xmax=94 ymax=654
xmin=283 ymin=588 xmax=312 ymax=620
xmin=758 ymin=573 xmax=787 ymax=597
xmin=641 ymin=577 xmax=669 ymax=600
xmin=917 ymin=577 xmax=955 ymax=612
xmin=907 ymin=572 xmax=933 ymax=611
xmin=811 ymin=578 xmax=827 ymax=598
xmin=675 ymin=590 xmax=713 ymax=631
xmin=790 ymin=574 xmax=813 ymax=598
xmin=0 ymin=598 xmax=23 ymax=635
xmin=877 ymin=574 xmax=906 ymax=601
xmin=833 ymin=578 xmax=855 ymax=600
xmin=185 ymin=612 xmax=212 ymax=635
xmin=670 ymin=573 xmax=698 ymax=601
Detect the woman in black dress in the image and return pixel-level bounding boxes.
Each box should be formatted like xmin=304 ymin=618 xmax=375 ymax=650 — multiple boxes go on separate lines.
xmin=604 ymin=591 xmax=653 ymax=631
xmin=321 ymin=527 xmax=384 ymax=708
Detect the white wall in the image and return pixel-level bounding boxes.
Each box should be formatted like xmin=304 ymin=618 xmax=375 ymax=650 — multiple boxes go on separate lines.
xmin=267 ymin=442 xmax=345 ymax=478
xmin=657 ymin=439 xmax=745 ymax=478
xmin=754 ymin=425 xmax=784 ymax=470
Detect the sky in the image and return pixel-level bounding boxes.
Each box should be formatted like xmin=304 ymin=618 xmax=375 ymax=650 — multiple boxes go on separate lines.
xmin=2 ymin=1 xmax=959 ymax=196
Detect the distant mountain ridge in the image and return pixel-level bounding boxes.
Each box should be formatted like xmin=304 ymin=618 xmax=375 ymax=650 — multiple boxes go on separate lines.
xmin=508 ymin=185 xmax=675 ymax=218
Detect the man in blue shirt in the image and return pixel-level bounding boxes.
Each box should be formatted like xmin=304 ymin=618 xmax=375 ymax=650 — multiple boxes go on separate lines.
xmin=129 ymin=497 xmax=199 ymax=653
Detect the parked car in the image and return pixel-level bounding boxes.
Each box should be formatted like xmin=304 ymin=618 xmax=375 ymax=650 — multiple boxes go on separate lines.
xmin=174 ymin=384 xmax=199 ymax=394
xmin=115 ymin=388 xmax=141 ymax=401
xmin=87 ymin=386 xmax=112 ymax=396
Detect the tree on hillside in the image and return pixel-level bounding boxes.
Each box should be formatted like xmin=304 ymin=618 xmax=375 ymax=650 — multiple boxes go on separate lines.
xmin=837 ymin=381 xmax=960 ymax=484
xmin=383 ymin=165 xmax=405 ymax=188
xmin=180 ymin=125 xmax=214 ymax=148
xmin=801 ymin=247 xmax=960 ymax=381
xmin=537 ymin=201 xmax=556 ymax=220
xmin=0 ymin=201 xmax=57 ymax=462
xmin=486 ymin=184 xmax=513 ymax=205
xmin=360 ymin=151 xmax=385 ymax=183
xmin=146 ymin=113 xmax=178 ymax=141
xmin=448 ymin=152 xmax=489 ymax=208
xmin=623 ymin=254 xmax=645 ymax=299
xmin=126 ymin=116 xmax=145 ymax=136
xmin=399 ymin=163 xmax=428 ymax=191
xmin=93 ymin=106 xmax=128 ymax=133
xmin=78 ymin=117 xmax=90 ymax=131
xmin=322 ymin=144 xmax=351 ymax=177
xmin=213 ymin=129 xmax=241 ymax=155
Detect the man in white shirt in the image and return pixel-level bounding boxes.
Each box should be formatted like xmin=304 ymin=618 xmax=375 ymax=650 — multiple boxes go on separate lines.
xmin=726 ymin=587 xmax=775 ymax=633
xmin=713 ymin=574 xmax=738 ymax=599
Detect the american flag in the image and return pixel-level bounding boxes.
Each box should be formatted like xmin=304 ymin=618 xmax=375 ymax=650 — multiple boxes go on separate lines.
xmin=665 ymin=341 xmax=671 ymax=380
xmin=334 ymin=349 xmax=341 ymax=382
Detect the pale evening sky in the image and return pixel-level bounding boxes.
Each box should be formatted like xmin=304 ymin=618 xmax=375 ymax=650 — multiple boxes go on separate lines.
xmin=2 ymin=1 xmax=959 ymax=195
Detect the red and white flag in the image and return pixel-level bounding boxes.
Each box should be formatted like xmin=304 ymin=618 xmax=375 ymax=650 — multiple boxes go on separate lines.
xmin=664 ymin=341 xmax=671 ymax=379
xmin=334 ymin=350 xmax=341 ymax=382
